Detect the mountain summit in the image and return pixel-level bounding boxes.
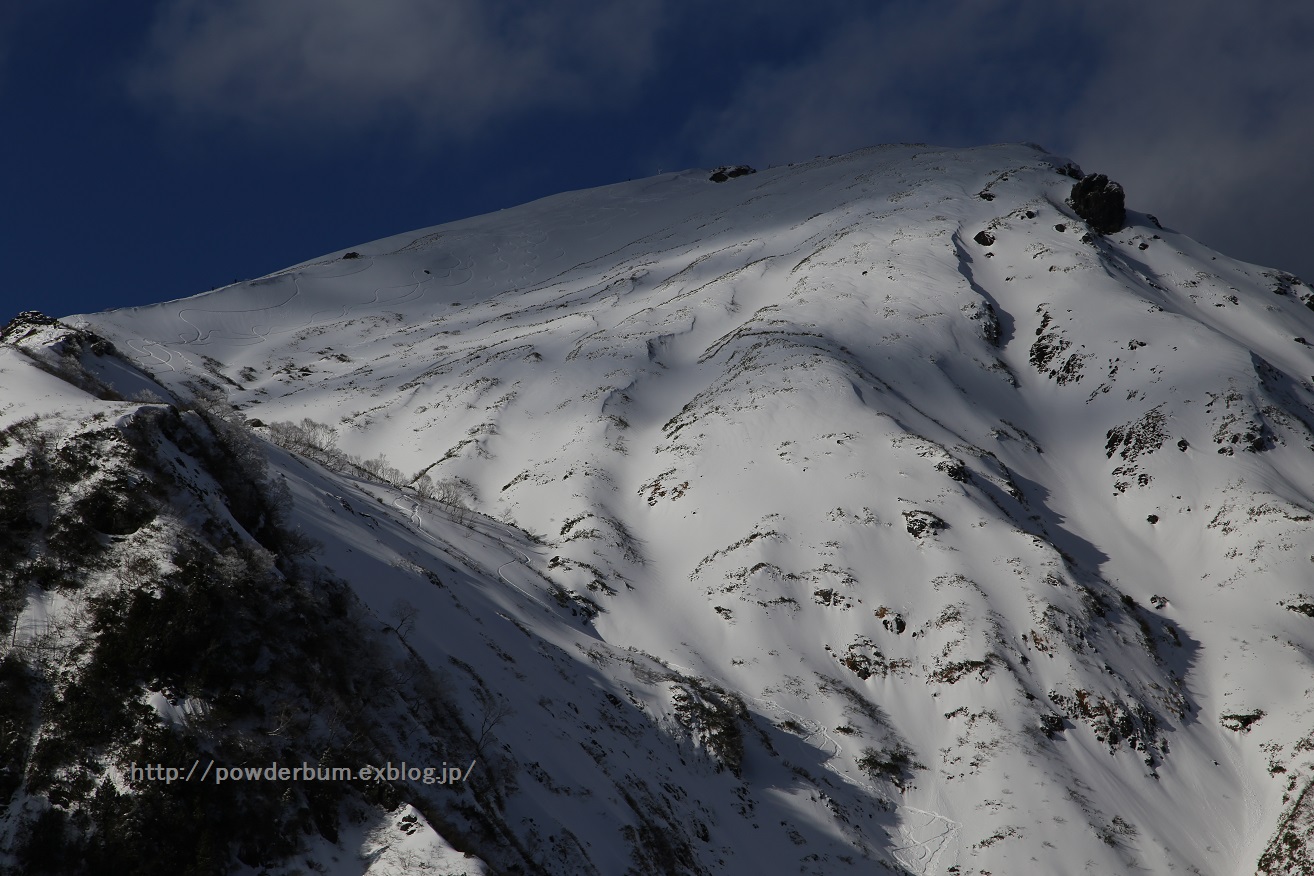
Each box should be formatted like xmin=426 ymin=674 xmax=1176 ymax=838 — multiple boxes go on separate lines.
xmin=4 ymin=143 xmax=1313 ymax=873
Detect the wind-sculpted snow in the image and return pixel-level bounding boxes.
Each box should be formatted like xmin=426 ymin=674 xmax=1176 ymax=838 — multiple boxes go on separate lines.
xmin=61 ymin=144 xmax=1314 ymax=873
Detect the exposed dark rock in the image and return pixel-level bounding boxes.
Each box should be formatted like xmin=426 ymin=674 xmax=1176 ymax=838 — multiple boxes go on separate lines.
xmin=1047 ymin=688 xmax=1161 ymax=756
xmin=1030 ymin=309 xmax=1087 ymax=385
xmin=669 ymin=677 xmax=748 ymax=775
xmin=2 ymin=311 xmax=62 ymax=344
xmin=1146 ymin=514 xmax=1159 ymax=524
xmin=877 ymin=608 xmax=906 ymax=635
xmin=973 ymin=230 xmax=995 ymax=246
xmin=6 ymin=311 xmax=59 ymax=328
xmin=1220 ymin=710 xmax=1264 ymax=733
xmin=903 ymin=510 xmax=947 ymax=539
xmin=1069 ymin=173 xmax=1126 ymax=234
xmin=1281 ymin=600 xmax=1314 ymax=618
xmin=1105 ymin=406 xmax=1169 ymax=462
xmin=342 ymin=251 xmax=361 ymax=259
xmin=1269 ymin=272 xmax=1300 ymax=295
xmin=709 ymin=165 xmax=756 ymax=183
xmin=936 ymin=456 xmax=972 ymax=481
xmin=856 ymin=745 xmax=923 ymax=789
xmin=1055 ymin=161 xmax=1084 ymax=180
xmin=1265 ymin=270 xmax=1307 ymax=298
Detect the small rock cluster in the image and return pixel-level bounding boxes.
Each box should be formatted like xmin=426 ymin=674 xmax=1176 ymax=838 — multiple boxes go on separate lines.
xmin=708 ymin=165 xmax=756 ymax=183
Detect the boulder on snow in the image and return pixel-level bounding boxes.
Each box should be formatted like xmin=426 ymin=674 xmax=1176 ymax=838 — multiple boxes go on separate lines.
xmin=1055 ymin=161 xmax=1084 ymax=179
xmin=1069 ymin=173 xmax=1126 ymax=234
xmin=709 ymin=165 xmax=756 ymax=183
xmin=973 ymin=230 xmax=996 ymax=246
xmin=903 ymin=510 xmax=947 ymax=539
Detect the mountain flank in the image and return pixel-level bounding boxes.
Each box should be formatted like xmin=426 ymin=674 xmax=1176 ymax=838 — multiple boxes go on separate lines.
xmin=1 ymin=143 xmax=1313 ymax=873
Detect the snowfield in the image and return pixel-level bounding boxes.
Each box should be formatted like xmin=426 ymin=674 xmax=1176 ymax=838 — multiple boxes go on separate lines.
xmin=7 ymin=142 xmax=1311 ymax=873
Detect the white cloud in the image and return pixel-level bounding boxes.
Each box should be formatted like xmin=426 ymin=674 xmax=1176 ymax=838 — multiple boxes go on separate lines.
xmin=131 ymin=0 xmax=667 ymax=135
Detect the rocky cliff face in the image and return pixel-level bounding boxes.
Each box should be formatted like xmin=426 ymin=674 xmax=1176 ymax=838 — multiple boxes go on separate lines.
xmin=3 ymin=143 xmax=1313 ymax=874
xmin=0 ymin=319 xmax=527 ymax=874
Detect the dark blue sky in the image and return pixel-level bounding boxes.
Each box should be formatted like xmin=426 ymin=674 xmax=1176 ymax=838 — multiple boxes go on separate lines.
xmin=5 ymin=1 xmax=1312 ymax=319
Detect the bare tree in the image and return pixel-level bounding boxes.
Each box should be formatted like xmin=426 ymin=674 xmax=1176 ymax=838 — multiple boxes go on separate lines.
xmin=413 ymin=474 xmax=438 ymax=501
xmin=473 ymin=689 xmax=513 ymax=756
xmin=298 ymin=418 xmax=338 ymax=456
xmin=415 ymin=475 xmax=472 ymax=525
xmin=266 ymin=418 xmax=338 ymax=465
xmin=390 ymin=599 xmax=418 ymax=644
xmin=361 ymin=454 xmax=404 ymax=485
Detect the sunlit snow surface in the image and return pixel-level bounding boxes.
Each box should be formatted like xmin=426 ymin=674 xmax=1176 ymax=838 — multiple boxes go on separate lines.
xmin=64 ymin=144 xmax=1314 ymax=874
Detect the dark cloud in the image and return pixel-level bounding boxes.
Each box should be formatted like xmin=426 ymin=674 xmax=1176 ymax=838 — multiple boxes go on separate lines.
xmin=686 ymin=1 xmax=1314 ymax=278
xmin=126 ymin=0 xmax=1314 ymax=279
xmin=131 ymin=0 xmax=668 ymax=135
xmin=681 ymin=1 xmax=1093 ymax=163
xmin=1067 ymin=3 xmax=1314 ymax=279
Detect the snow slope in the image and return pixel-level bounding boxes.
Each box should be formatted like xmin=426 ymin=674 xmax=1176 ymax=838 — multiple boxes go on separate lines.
xmin=58 ymin=143 xmax=1314 ymax=873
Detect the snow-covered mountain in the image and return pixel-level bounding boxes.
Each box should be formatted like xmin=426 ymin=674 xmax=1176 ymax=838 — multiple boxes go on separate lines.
xmin=4 ymin=143 xmax=1314 ymax=874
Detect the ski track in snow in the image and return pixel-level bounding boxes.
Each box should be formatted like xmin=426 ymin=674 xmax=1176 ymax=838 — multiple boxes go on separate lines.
xmin=124 ymin=338 xmax=181 ymax=373
xmin=663 ymin=652 xmax=962 ymax=874
xmin=890 ymin=806 xmax=961 ymax=876
xmin=387 ymin=491 xmax=553 ymax=616
xmin=761 ymin=699 xmax=961 ymax=876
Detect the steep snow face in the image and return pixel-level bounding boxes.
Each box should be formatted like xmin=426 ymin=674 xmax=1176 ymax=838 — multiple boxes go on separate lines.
xmin=73 ymin=144 xmax=1314 ymax=873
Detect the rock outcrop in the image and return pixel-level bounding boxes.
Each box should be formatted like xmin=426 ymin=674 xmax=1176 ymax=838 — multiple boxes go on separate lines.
xmin=1069 ymin=173 xmax=1126 ymax=234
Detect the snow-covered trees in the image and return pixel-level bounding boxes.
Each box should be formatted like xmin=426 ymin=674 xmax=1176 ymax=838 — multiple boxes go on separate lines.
xmin=413 ymin=474 xmax=472 ymax=524
xmin=265 ymin=419 xmax=473 ymax=524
